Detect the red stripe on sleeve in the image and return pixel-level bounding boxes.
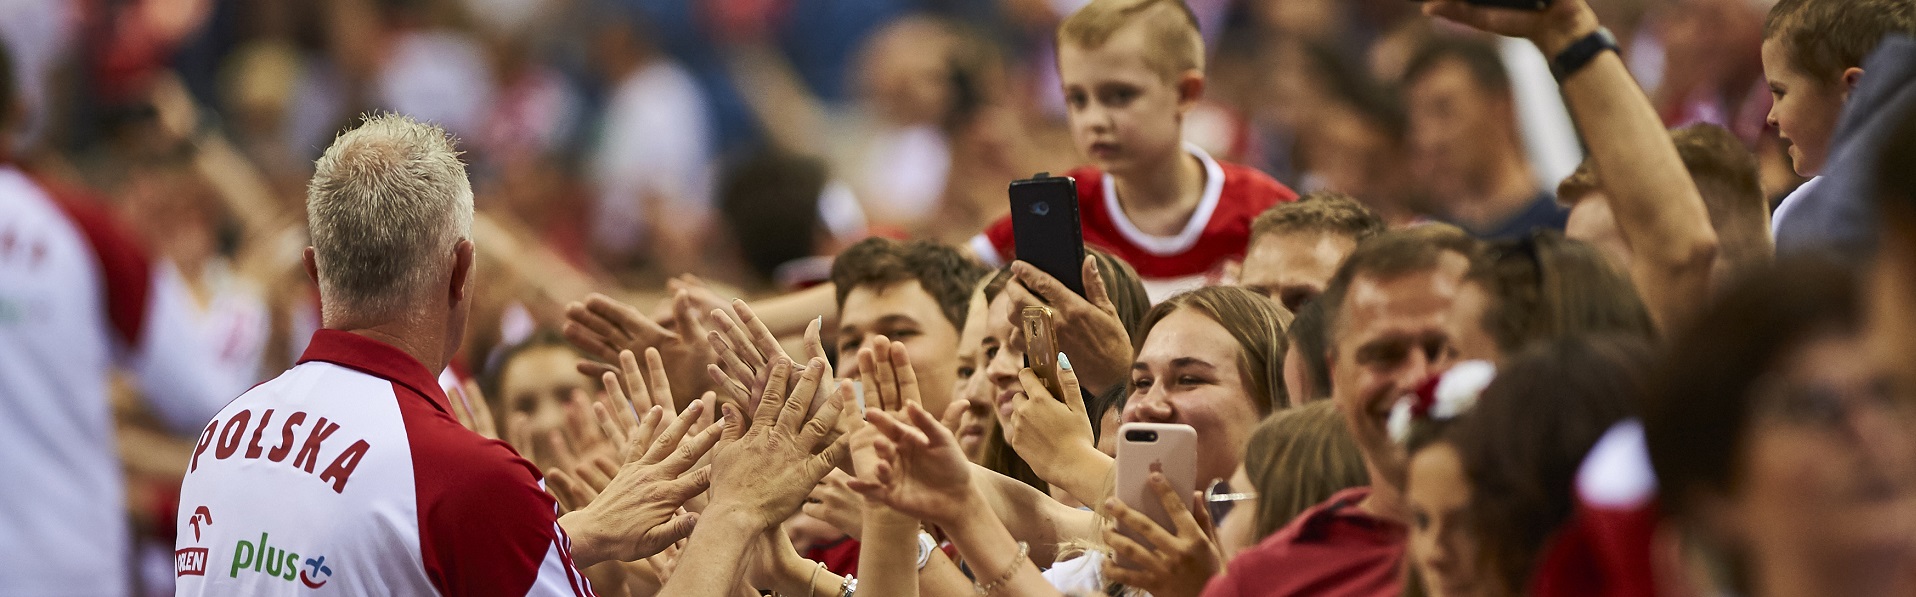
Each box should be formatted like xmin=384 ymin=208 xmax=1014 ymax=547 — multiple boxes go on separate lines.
xmin=37 ymin=175 xmax=152 ymax=346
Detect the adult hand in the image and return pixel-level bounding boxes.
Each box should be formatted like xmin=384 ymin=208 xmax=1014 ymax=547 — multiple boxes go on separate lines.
xmin=847 ymin=404 xmax=980 ymax=529
xmin=565 ymin=292 xmax=717 ymax=404
xmin=1006 ymin=357 xmax=1112 ymax=504
xmin=562 ymin=398 xmax=722 ymax=566
xmin=1422 ymin=0 xmax=1599 ymax=55
xmin=1007 ymin=258 xmax=1133 ymax=395
xmin=1100 ymin=473 xmax=1223 ymax=597
xmin=704 ymin=358 xmax=850 ymax=531
xmin=707 ymin=299 xmax=828 ymax=414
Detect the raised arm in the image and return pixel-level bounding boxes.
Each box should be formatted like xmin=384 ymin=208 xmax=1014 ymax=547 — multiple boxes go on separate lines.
xmin=1426 ymin=0 xmax=1719 ymax=333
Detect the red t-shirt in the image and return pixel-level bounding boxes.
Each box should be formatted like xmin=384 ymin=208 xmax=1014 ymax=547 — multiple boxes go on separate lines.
xmin=969 ymin=145 xmax=1295 ymax=301
xmin=1201 ymin=486 xmax=1406 ymax=597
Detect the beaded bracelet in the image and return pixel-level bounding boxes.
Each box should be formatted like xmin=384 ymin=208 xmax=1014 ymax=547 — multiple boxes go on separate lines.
xmin=972 ymin=541 xmax=1029 ymax=595
xmin=838 ymin=575 xmax=857 ymax=597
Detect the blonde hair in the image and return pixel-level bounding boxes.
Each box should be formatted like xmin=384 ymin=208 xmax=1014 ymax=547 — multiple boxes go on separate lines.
xmin=1243 ymin=401 xmax=1368 ymax=539
xmin=1057 ymin=0 xmax=1205 ymax=81
xmin=307 ymin=113 xmax=473 ymax=320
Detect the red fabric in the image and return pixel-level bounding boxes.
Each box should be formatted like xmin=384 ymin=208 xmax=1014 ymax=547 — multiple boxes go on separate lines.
xmin=35 ymin=173 xmax=152 ymax=347
xmin=805 ymin=536 xmax=862 ymax=578
xmin=1529 ymin=500 xmax=1663 ymax=597
xmin=981 ymin=160 xmax=1295 ymax=280
xmin=1201 ymin=487 xmax=1405 ymax=597
xmin=299 ymin=330 xmax=587 ymax=597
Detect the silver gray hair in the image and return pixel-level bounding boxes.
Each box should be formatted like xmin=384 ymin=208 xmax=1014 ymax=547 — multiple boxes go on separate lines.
xmin=306 ymin=113 xmax=474 ymax=321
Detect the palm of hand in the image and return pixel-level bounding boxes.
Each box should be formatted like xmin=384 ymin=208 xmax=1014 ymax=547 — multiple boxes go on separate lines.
xmin=867 ymin=440 xmax=972 ymax=522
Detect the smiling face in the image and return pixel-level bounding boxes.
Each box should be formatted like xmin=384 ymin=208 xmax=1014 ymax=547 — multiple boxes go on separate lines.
xmin=838 ymin=280 xmax=962 ymax=416
xmin=1241 ymin=230 xmax=1360 ymax=313
xmin=952 ymin=287 xmax=997 ymax=460
xmin=1058 ymin=23 xmax=1195 ymax=177
xmin=1407 ymin=442 xmax=1483 ymax=597
xmin=1330 ymin=252 xmax=1482 ymax=488
xmin=1762 ymin=38 xmax=1848 ymax=177
xmin=1715 ymin=332 xmax=1916 ymax=588
xmin=983 ymin=291 xmax=1026 ymax=423
xmin=1123 ymin=308 xmax=1263 ymax=485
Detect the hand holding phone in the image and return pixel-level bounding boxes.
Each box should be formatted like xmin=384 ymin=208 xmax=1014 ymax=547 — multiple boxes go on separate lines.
xmin=1009 ymin=173 xmax=1086 ymax=297
xmin=1114 ymin=423 xmax=1198 ymax=545
xmin=1021 ymin=306 xmax=1064 ymax=399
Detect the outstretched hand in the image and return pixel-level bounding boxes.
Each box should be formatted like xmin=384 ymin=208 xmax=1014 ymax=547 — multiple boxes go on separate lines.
xmin=846 ymin=404 xmax=980 ymax=528
xmin=707 ymin=299 xmax=829 ymax=416
xmin=1007 ymin=257 xmax=1133 ymax=395
xmin=704 ymin=358 xmax=851 ymax=531
xmin=561 ymin=398 xmax=721 ymax=567
xmin=1100 ymin=473 xmax=1222 ymax=597
xmin=1005 ymin=356 xmax=1112 ymax=504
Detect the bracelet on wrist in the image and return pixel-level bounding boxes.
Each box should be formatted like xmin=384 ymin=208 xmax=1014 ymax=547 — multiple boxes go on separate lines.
xmin=972 ymin=541 xmax=1029 ymax=595
xmin=1550 ymin=27 xmax=1619 ymax=82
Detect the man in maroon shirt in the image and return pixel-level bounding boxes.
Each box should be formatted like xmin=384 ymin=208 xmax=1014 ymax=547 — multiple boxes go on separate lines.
xmin=1204 ymin=226 xmax=1492 ymax=597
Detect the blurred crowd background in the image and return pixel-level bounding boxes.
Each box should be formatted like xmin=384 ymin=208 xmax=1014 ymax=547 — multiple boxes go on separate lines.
xmin=0 ymin=0 xmax=1798 ymax=592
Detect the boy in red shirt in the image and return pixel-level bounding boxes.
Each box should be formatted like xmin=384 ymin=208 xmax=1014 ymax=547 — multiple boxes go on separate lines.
xmin=968 ymin=0 xmax=1295 ymax=301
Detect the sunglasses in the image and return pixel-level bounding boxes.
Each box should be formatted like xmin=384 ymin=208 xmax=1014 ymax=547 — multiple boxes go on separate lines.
xmin=1204 ymin=478 xmax=1257 ymax=523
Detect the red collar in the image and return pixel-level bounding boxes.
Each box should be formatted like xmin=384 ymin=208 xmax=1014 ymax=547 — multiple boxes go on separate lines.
xmin=298 ymin=329 xmax=450 ymax=415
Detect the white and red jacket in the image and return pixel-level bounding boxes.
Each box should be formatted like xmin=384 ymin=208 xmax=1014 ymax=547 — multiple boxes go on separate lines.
xmin=0 ymin=164 xmax=248 ymax=596
xmin=174 ymin=330 xmax=592 ymax=596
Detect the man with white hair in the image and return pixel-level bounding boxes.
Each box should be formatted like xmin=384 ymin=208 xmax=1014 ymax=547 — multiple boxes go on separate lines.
xmin=175 ymin=114 xmax=712 ymax=595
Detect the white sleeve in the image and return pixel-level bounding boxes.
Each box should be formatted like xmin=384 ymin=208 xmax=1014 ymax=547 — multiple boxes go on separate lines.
xmin=127 ymin=263 xmax=251 ymax=432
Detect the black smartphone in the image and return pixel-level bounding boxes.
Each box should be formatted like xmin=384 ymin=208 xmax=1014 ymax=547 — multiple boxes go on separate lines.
xmin=1008 ymin=173 xmax=1086 ymax=297
xmin=1411 ymin=0 xmax=1549 ymax=8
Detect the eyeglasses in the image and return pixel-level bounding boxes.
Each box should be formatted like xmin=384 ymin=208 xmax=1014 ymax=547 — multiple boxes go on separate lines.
xmin=1204 ymin=478 xmax=1257 ymax=523
xmin=1750 ymin=373 xmax=1916 ymax=431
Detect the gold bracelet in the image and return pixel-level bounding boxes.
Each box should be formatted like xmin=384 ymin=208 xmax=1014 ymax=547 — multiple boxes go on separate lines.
xmin=808 ymin=561 xmax=825 ymax=597
xmin=972 ymin=541 xmax=1029 ymax=595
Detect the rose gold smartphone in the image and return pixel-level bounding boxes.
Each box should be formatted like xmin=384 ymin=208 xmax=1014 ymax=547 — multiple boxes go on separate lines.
xmin=1114 ymin=422 xmax=1198 ymax=548
xmin=1021 ymin=305 xmax=1063 ymax=399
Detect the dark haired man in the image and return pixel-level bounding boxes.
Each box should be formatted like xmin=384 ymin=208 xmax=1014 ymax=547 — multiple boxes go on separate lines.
xmin=1405 ymin=37 xmax=1568 ymax=240
xmin=831 ymin=237 xmax=990 ymax=417
xmin=1240 ymin=191 xmax=1387 ymax=312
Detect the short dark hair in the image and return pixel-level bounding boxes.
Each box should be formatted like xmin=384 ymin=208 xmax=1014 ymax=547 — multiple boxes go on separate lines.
xmin=1644 ymin=259 xmax=1860 ymax=522
xmin=1764 ymin=0 xmax=1916 ymax=85
xmin=1402 ymin=35 xmax=1511 ymax=96
xmin=830 ymin=238 xmax=988 ymax=332
xmin=718 ymin=148 xmax=828 ymax=286
xmin=1465 ymin=232 xmax=1657 ymax=354
xmin=1321 ymin=224 xmax=1484 ymax=347
xmin=1251 ymin=191 xmax=1387 ymax=245
xmin=1286 ymin=298 xmax=1332 ymax=403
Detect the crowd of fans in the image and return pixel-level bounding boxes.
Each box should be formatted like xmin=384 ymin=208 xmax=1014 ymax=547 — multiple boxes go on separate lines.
xmin=4 ymin=0 xmax=1916 ymax=595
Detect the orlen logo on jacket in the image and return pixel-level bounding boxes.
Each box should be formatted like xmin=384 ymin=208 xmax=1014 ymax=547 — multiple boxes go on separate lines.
xmin=230 ymin=531 xmax=335 ymax=589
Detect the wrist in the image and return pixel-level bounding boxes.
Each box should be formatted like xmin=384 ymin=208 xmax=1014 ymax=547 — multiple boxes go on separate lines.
xmin=557 ymin=510 xmax=612 ymax=567
xmin=1532 ymin=10 xmax=1602 ymax=56
xmin=938 ymin=491 xmax=999 ymax=540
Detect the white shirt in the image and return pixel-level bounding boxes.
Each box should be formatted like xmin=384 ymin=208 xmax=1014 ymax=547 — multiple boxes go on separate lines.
xmin=0 ymin=165 xmax=247 ymax=596
xmin=589 ymin=60 xmax=715 ymax=256
xmin=1771 ymin=175 xmax=1823 ymax=241
xmin=175 ymin=330 xmax=590 ymax=596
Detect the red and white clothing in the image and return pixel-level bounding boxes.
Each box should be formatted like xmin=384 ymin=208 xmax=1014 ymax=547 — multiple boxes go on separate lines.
xmin=1201 ymin=486 xmax=1406 ymax=597
xmin=174 ymin=330 xmax=590 ymax=596
xmin=969 ymin=144 xmax=1296 ymax=301
xmin=0 ymin=165 xmax=248 ymax=596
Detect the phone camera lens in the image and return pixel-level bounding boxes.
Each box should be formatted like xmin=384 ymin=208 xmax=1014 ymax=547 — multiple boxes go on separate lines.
xmin=1125 ymin=430 xmax=1158 ymax=442
xmin=1031 ymin=202 xmax=1051 ymax=216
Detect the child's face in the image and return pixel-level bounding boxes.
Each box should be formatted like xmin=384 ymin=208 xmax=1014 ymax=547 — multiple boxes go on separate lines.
xmin=1059 ymin=25 xmax=1195 ymax=175
xmin=1763 ymin=38 xmax=1846 ymax=176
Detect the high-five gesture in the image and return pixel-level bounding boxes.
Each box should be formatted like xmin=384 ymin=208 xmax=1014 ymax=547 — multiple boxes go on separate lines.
xmin=847 ymin=404 xmax=979 ymax=528
xmin=558 ymin=398 xmax=721 ymax=567
xmin=659 ymin=357 xmax=853 ymax=597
